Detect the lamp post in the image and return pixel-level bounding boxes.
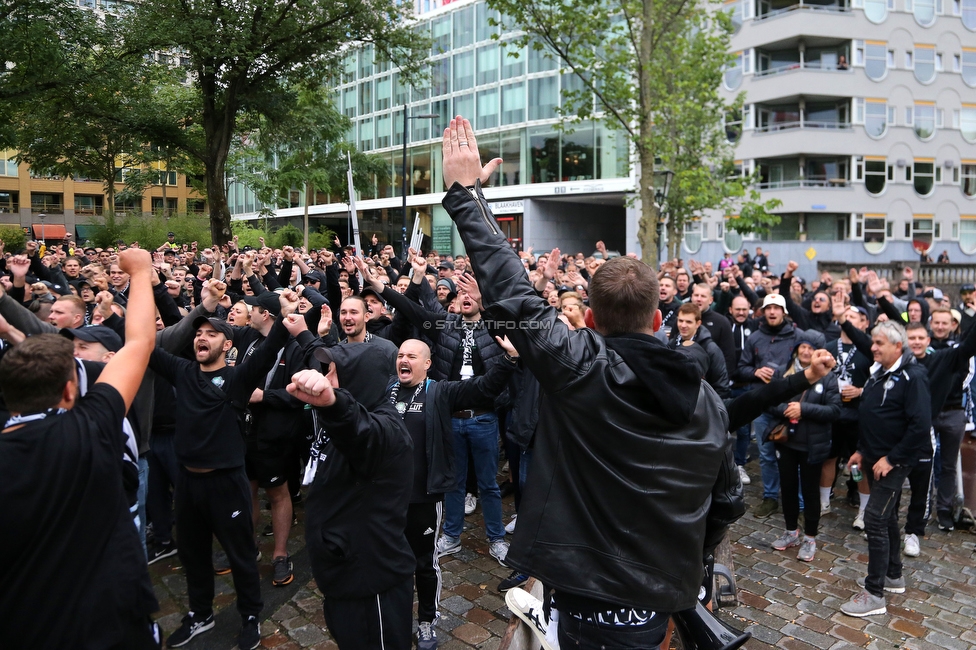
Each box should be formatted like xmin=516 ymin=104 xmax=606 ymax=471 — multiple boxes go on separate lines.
xmin=38 ymin=213 xmax=47 ymax=247
xmin=402 ymin=106 xmax=438 ymax=261
xmin=651 ymin=167 xmax=674 ymax=264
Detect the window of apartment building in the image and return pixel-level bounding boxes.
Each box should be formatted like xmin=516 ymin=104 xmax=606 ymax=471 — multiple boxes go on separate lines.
xmin=723 ymin=217 xmax=745 ymax=253
xmin=683 ymin=221 xmax=703 ymax=254
xmin=963 ymin=48 xmax=976 ymax=85
xmin=0 ymin=191 xmax=18 ymax=213
xmin=501 ymin=83 xmax=525 ymax=125
xmin=528 ymin=40 xmax=557 ymax=74
xmin=908 ymin=216 xmax=937 ymax=252
xmin=0 ymin=152 xmax=18 ymax=176
xmin=960 ymin=216 xmax=976 ymax=254
xmin=724 ymin=110 xmax=742 ymax=143
xmin=359 ymin=118 xmax=373 ymax=151
xmin=432 ymin=16 xmax=451 ymax=54
xmin=856 ymin=156 xmax=890 ymax=193
xmin=501 ymin=41 xmax=525 ymax=79
xmin=454 ymin=5 xmax=475 ymax=49
xmin=375 ymin=113 xmax=392 ymax=148
xmin=477 ymin=45 xmax=499 ymax=85
xmin=31 ymin=193 xmax=63 ymax=213
xmin=359 ymin=80 xmax=373 ymax=115
xmin=74 ymin=195 xmax=103 ymax=215
xmin=855 ymin=213 xmax=889 ymax=253
xmin=912 ymin=159 xmax=937 ymax=195
xmin=342 ymin=54 xmax=356 ymax=84
xmin=151 ymin=197 xmax=178 ymax=214
xmin=724 ymin=51 xmax=745 ymax=90
xmin=962 ymin=0 xmax=976 ymax=28
xmin=912 ymin=102 xmax=937 ymax=139
xmin=724 ymin=0 xmax=744 ymax=33
xmin=959 ymin=105 xmax=976 ymax=142
xmin=477 ymin=88 xmax=499 ymax=130
xmin=453 ymin=52 xmax=474 ymax=92
xmin=475 ymin=3 xmax=500 ymax=42
xmin=913 ymin=45 xmax=937 ymax=82
xmin=861 ymin=41 xmax=889 ymax=80
xmin=855 ymin=98 xmax=889 ymax=136
xmin=359 ymin=46 xmax=373 ymax=79
xmin=962 ymin=163 xmax=976 ymax=196
xmin=861 ymin=0 xmax=889 ymax=22
xmin=909 ymin=0 xmax=939 ymax=25
xmin=431 ymin=58 xmax=451 ymax=97
xmin=454 ymin=94 xmax=475 ymax=123
xmin=528 ymin=76 xmax=558 ymax=121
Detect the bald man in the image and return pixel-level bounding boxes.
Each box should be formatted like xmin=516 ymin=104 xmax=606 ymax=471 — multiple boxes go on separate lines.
xmin=389 ymin=338 xmax=519 ymax=650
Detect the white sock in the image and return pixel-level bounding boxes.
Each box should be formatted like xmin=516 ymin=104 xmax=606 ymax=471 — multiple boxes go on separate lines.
xmin=820 ymin=486 xmax=831 ymax=506
xmin=859 ymin=492 xmax=870 ymax=515
xmin=804 ymin=535 xmax=816 ymax=543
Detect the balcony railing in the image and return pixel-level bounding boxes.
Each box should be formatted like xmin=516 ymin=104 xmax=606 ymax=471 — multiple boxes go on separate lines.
xmin=757 ymin=178 xmax=851 ymax=189
xmin=755 ymin=63 xmax=854 ymax=77
xmin=31 ymin=203 xmax=64 ymax=214
xmin=0 ymin=204 xmax=19 ymax=214
xmin=756 ymin=2 xmax=851 ymax=21
xmin=756 ymin=120 xmax=852 ymax=133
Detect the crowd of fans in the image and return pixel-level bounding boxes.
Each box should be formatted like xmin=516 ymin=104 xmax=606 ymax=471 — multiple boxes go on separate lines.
xmin=1 ymin=133 xmax=974 ymax=648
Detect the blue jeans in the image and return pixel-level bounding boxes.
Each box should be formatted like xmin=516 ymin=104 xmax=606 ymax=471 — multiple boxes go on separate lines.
xmin=444 ymin=413 xmax=505 ymax=542
xmin=753 ymin=413 xmax=780 ymax=500
xmin=519 ymin=448 xmax=534 ymax=494
xmin=138 ymin=455 xmax=149 ymax=555
xmin=731 ymin=387 xmax=752 ymax=466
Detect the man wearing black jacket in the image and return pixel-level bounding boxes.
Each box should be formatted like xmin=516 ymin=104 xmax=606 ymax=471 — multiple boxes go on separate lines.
xmin=439 ymin=116 xmax=740 ymax=648
xmin=149 ymin=291 xmax=298 ymax=650
xmin=841 ymin=321 xmax=931 ymax=618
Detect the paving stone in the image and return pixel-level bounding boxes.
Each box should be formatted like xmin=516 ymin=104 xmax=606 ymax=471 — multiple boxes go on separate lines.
xmin=890 ymin=618 xmax=927 ymax=638
xmin=781 ymin=623 xmax=838 ymax=649
xmin=746 ymin=623 xmax=783 ymax=644
xmin=442 ymin=595 xmax=474 ymax=616
xmin=795 ymin=613 xmax=832 ymax=634
xmin=923 ymin=631 xmax=970 ymax=650
xmin=273 ymin=604 xmax=300 ymax=622
xmin=288 ymin=624 xmax=327 ymax=647
xmin=778 ymin=637 xmax=819 ymax=650
xmin=920 ymin=616 xmax=965 ymax=637
xmin=452 ymin=623 xmax=491 ymax=645
xmin=828 ymin=624 xmax=870 ymax=646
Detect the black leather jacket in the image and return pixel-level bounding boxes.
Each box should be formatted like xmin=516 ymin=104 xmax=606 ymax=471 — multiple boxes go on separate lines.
xmin=443 ymin=182 xmax=742 ymax=613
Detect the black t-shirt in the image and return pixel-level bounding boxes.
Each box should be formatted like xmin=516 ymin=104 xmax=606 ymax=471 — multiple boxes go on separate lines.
xmin=397 ymin=383 xmax=436 ymax=503
xmin=0 ymin=383 xmax=158 ymax=648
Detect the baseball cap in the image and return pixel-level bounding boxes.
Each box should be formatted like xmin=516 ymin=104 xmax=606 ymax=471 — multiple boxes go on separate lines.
xmin=191 ymin=316 xmax=235 ymax=340
xmin=61 ymin=325 xmax=123 ymax=352
xmin=951 ymin=308 xmax=962 ymax=323
xmin=760 ymin=293 xmax=789 ymax=314
xmin=303 ymin=270 xmax=324 ymax=284
xmin=923 ymin=288 xmax=945 ymax=301
xmin=359 ymin=287 xmax=386 ymax=305
xmin=243 ymin=292 xmax=281 ymax=317
xmin=167 ymin=231 xmax=176 ymax=237
xmin=438 ymin=260 xmax=454 ymax=271
xmin=849 ymin=306 xmax=868 ymax=317
xmin=961 ymin=284 xmax=975 ymax=294
xmin=162 ymin=248 xmax=177 ymax=256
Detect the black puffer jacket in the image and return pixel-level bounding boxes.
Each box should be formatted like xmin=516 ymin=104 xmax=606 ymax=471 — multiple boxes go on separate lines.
xmin=766 ymin=368 xmax=841 ymax=465
xmin=443 ymin=181 xmax=742 ymax=613
xmin=736 ymin=320 xmax=807 ymax=384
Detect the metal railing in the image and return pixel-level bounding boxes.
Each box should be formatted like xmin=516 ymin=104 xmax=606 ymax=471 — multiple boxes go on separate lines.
xmin=31 ymin=203 xmax=64 ymax=214
xmin=754 ymin=63 xmax=854 ymax=77
xmin=757 ymin=178 xmax=851 ymax=189
xmin=755 ymin=120 xmax=852 ymax=133
xmin=756 ymin=2 xmax=851 ymax=21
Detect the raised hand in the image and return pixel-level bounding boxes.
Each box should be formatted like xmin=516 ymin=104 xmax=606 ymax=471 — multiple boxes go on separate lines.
xmin=543 ymin=247 xmax=561 ymax=281
xmin=495 ymin=335 xmax=519 ymax=358
xmin=805 ymin=349 xmax=836 ymax=382
xmin=287 ymin=369 xmax=336 ymax=408
xmin=353 ymin=255 xmax=384 ymax=293
xmin=279 ymin=289 xmax=300 ymax=317
xmin=317 ymin=304 xmax=333 ymax=338
xmin=786 ymin=260 xmax=799 ymax=276
xmin=283 ymin=245 xmax=295 ymax=262
xmin=95 ymin=291 xmax=115 ymax=320
xmin=455 ymin=273 xmax=483 ymax=311
xmin=283 ymin=313 xmax=308 ymax=337
xmin=442 ymin=115 xmax=502 ymax=189
xmin=8 ymin=255 xmax=30 ymax=279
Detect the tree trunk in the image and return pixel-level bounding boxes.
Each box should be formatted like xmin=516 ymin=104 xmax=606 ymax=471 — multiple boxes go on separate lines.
xmin=303 ymin=180 xmax=311 ymax=250
xmin=205 ymin=154 xmax=231 ymax=246
xmin=636 ymin=0 xmax=659 ymax=269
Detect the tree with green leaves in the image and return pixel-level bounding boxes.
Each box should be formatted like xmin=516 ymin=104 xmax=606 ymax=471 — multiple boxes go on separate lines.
xmin=126 ymin=0 xmax=427 ymax=246
xmin=486 ymin=0 xmax=779 ymax=267
xmin=233 ymin=86 xmax=390 ymax=249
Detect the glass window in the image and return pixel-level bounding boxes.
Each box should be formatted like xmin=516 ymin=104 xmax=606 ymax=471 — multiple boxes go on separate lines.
xmin=865 ymin=41 xmax=887 ymax=80
xmin=375 ymin=76 xmax=391 ymax=111
xmin=562 ymin=126 xmax=594 ymax=180
xmin=411 ymin=106 xmax=432 ymax=142
xmin=501 ymin=82 xmax=525 ymax=126
xmin=912 ymin=217 xmax=935 ymax=253
xmin=864 ymin=0 xmax=888 ymax=21
xmin=528 ymin=76 xmax=558 ymax=121
xmin=432 ymin=16 xmax=451 ymax=54
xmin=964 ymin=0 xmax=976 ymax=28
xmin=454 ymin=5 xmax=474 ymax=48
xmin=477 ymin=45 xmax=498 ymax=85
xmin=529 ymin=126 xmax=559 ymax=183
xmin=343 ymin=87 xmax=356 ymax=118
xmin=342 ymin=54 xmax=357 ymax=84
xmin=962 ymin=106 xmax=976 ymax=142
xmin=914 ymin=46 xmax=936 ymax=82
xmin=862 ymin=215 xmax=887 ymax=253
xmin=725 ymin=51 xmax=744 ymax=89
xmin=683 ymin=221 xmax=703 ymax=254
xmin=962 ymin=163 xmax=976 ymax=196
xmin=725 ymin=110 xmax=742 ymax=143
xmin=477 ymin=89 xmax=499 ymax=130
xmin=724 ymin=222 xmax=744 ymax=253
xmin=0 ymin=191 xmax=19 ymax=213
xmin=725 ymin=0 xmax=744 ymax=33
xmin=865 ymin=158 xmax=887 ymax=194
xmin=359 ymin=118 xmax=373 ymax=151
xmin=963 ymin=49 xmax=976 ymax=86
xmin=915 ymin=103 xmax=936 ymax=139
xmin=454 ymin=94 xmax=474 ymax=123
xmin=501 ymin=41 xmax=525 ymax=79
xmin=500 ymin=131 xmax=522 ymax=186
xmin=914 ymin=160 xmax=936 ymax=195
xmin=865 ymin=100 xmax=887 ymax=136
xmin=476 ymin=3 xmax=500 ymax=42
xmin=393 ymin=73 xmax=409 ymax=105
xmin=960 ymin=219 xmax=976 ymax=254
xmin=528 ymin=41 xmax=557 ymax=73
xmin=914 ymin=0 xmax=937 ymax=25
xmin=0 ymin=152 xmax=18 ymax=176
xmin=453 ymin=51 xmax=474 ymax=92
xmin=359 ymin=80 xmax=373 ymax=115
xmin=359 ymin=45 xmax=373 ymax=79
xmin=431 ymin=58 xmax=450 ymax=97
xmin=375 ymin=113 xmax=392 ymax=149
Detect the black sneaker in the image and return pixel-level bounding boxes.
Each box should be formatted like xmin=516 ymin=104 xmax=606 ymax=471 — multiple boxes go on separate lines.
xmin=167 ymin=611 xmax=214 ymax=647
xmin=272 ymin=555 xmax=294 ymax=587
xmin=148 ymin=540 xmax=178 ymax=565
xmin=937 ymin=510 xmax=955 ymax=531
xmin=262 ymin=523 xmax=274 ymax=537
xmin=498 ymin=570 xmax=529 ymax=592
xmin=238 ymin=615 xmax=260 ymax=650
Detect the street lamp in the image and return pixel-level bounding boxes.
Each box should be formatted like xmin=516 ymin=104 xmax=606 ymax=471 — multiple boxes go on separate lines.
xmin=402 ymin=106 xmax=438 ymax=261
xmin=651 ymin=166 xmax=674 ymax=264
xmin=38 ymin=213 xmax=47 ymax=247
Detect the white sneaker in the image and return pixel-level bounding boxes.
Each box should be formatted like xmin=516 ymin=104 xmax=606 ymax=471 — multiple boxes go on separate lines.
xmin=505 ymin=588 xmax=555 ymax=650
xmin=737 ymin=465 xmax=751 ymax=485
xmin=852 ymin=513 xmax=865 ymax=531
xmin=464 ymin=493 xmax=477 ymax=515
xmin=505 ymin=514 xmax=518 ymax=534
xmin=904 ymin=533 xmax=920 ymax=557
xmin=489 ymin=539 xmax=510 ymax=565
xmin=821 ymin=502 xmax=831 ymax=516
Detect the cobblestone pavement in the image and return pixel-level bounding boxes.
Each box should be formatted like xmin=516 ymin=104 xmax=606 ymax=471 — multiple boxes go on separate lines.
xmin=149 ymin=458 xmax=976 ymax=650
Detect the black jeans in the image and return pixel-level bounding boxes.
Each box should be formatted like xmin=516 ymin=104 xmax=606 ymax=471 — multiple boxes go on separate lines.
xmin=934 ymin=409 xmax=967 ymax=513
xmin=175 ymin=467 xmax=262 ymax=618
xmin=864 ymin=462 xmax=913 ymax=598
xmin=557 ymin=612 xmax=669 ymax=649
xmin=776 ymin=445 xmax=822 ymax=536
xmin=404 ymin=501 xmax=442 ymax=623
xmin=147 ymin=431 xmax=179 ymax=544
xmin=322 ymin=576 xmax=413 ymax=650
xmin=904 ymin=457 xmax=933 ymax=536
